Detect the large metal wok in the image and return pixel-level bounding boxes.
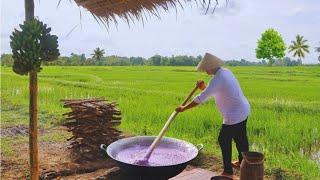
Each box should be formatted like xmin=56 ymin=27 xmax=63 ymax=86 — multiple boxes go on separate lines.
xmin=100 ymin=136 xmax=203 ymax=179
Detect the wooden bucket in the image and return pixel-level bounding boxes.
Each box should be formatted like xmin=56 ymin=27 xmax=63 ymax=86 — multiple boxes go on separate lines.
xmin=240 ymin=151 xmax=264 ymax=180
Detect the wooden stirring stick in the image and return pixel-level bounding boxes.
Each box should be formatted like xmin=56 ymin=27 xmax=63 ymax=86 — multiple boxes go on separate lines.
xmin=141 ymin=85 xmax=198 ymax=162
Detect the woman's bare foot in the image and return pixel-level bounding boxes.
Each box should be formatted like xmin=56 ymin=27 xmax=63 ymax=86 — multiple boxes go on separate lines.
xmin=232 ymin=161 xmax=240 ymax=170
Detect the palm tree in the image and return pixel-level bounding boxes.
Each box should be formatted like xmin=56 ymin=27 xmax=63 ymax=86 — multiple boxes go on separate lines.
xmin=288 ymin=35 xmax=310 ymax=64
xmin=91 ymin=47 xmax=105 ymax=62
xmin=315 ymin=42 xmax=320 ymax=63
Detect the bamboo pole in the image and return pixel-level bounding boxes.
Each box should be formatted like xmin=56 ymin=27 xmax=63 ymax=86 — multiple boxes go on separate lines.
xmin=25 ymin=0 xmax=39 ymax=179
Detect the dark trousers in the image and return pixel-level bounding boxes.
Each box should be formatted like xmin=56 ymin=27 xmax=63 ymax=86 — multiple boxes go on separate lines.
xmin=218 ymin=118 xmax=249 ymax=174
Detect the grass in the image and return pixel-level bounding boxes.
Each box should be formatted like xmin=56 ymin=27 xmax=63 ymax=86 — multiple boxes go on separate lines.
xmin=1 ymin=136 xmax=28 ymax=157
xmin=1 ymin=66 xmax=320 ymax=178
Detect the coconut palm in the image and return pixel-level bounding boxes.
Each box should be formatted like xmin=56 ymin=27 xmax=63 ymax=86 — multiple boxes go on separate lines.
xmin=91 ymin=47 xmax=105 ymax=62
xmin=288 ymin=35 xmax=310 ymax=64
xmin=316 ymin=42 xmax=320 ymax=63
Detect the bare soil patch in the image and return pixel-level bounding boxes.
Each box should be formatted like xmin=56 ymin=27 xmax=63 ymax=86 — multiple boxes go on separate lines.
xmin=1 ymin=128 xmax=116 ymax=179
xmin=1 ymin=124 xmax=45 ymax=137
xmin=1 ymin=125 xmax=29 ymax=137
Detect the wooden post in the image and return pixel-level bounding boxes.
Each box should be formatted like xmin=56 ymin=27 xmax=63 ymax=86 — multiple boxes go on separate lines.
xmin=29 ymin=71 xmax=38 ymax=180
xmin=25 ymin=0 xmax=39 ymax=179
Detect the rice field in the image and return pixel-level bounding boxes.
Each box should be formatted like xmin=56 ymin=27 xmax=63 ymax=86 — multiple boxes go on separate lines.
xmin=1 ymin=66 xmax=320 ymax=179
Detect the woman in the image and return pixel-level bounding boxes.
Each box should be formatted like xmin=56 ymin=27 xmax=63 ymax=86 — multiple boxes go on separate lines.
xmin=176 ymin=52 xmax=250 ymax=178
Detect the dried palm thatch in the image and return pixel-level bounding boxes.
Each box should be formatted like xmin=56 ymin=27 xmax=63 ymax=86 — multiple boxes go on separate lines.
xmin=74 ymin=0 xmax=220 ymax=26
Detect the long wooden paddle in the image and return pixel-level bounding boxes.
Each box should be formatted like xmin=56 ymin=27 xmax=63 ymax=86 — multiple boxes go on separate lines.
xmin=139 ymin=85 xmax=198 ymax=163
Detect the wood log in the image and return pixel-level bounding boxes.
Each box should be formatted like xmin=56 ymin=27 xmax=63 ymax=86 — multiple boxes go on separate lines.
xmin=61 ymin=97 xmax=105 ymax=101
xmin=61 ymin=98 xmax=122 ymax=161
xmin=62 ymin=98 xmax=106 ymax=105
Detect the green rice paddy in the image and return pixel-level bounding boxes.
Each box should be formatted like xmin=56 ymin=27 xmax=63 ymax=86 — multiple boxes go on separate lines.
xmin=1 ymin=66 xmax=320 ymax=179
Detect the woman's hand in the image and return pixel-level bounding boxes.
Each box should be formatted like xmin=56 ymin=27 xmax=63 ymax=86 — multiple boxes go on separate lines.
xmin=176 ymin=101 xmax=199 ymax=112
xmin=197 ymin=80 xmax=206 ymax=90
xmin=175 ymin=106 xmax=186 ymax=112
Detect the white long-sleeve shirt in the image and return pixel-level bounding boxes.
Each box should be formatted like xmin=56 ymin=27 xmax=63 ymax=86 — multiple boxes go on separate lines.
xmin=193 ymin=68 xmax=250 ymax=125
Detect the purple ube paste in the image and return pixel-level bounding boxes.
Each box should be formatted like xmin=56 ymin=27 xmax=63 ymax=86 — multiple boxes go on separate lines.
xmin=115 ymin=144 xmax=190 ymax=166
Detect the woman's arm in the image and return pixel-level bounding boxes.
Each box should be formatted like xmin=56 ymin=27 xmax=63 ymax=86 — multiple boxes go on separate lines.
xmin=176 ymin=78 xmax=217 ymax=112
xmin=175 ymin=80 xmax=205 ymax=112
xmin=175 ymin=101 xmax=199 ymax=112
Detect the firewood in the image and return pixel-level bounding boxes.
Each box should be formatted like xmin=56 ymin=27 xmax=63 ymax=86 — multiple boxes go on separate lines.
xmin=61 ymin=98 xmax=122 ymax=162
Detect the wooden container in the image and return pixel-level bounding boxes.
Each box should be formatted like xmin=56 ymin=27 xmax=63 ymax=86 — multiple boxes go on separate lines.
xmin=240 ymin=151 xmax=264 ymax=180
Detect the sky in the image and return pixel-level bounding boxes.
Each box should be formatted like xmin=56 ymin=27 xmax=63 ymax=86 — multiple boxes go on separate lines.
xmin=1 ymin=0 xmax=320 ymax=63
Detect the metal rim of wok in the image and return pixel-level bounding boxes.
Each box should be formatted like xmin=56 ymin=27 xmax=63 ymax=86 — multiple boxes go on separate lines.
xmin=101 ymin=136 xmax=203 ymax=167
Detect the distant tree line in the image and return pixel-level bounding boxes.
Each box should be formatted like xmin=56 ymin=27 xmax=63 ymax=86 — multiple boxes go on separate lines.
xmin=0 ymin=53 xmax=202 ymax=66
xmin=1 ymin=53 xmax=316 ymax=67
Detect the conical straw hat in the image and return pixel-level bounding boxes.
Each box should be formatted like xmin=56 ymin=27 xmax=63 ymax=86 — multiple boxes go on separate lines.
xmin=196 ymin=53 xmax=224 ymax=72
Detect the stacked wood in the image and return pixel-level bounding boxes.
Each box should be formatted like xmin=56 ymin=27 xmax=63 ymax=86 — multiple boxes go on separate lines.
xmin=61 ymin=98 xmax=122 ymax=162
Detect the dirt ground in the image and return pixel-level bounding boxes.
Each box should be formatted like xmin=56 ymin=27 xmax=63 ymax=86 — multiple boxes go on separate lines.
xmin=1 ymin=126 xmax=241 ymax=180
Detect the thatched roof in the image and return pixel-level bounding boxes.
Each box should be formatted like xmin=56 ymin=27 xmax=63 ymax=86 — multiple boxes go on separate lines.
xmin=74 ymin=0 xmax=217 ymax=26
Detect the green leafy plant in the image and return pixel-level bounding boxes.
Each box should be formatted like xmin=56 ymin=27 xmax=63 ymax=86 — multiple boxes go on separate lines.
xmin=10 ymin=19 xmax=60 ymax=75
xmin=288 ymin=35 xmax=309 ymax=64
xmin=256 ymin=28 xmax=286 ymax=65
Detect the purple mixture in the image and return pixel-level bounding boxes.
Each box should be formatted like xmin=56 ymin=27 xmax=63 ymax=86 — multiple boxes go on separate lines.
xmin=115 ymin=144 xmax=190 ymax=166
